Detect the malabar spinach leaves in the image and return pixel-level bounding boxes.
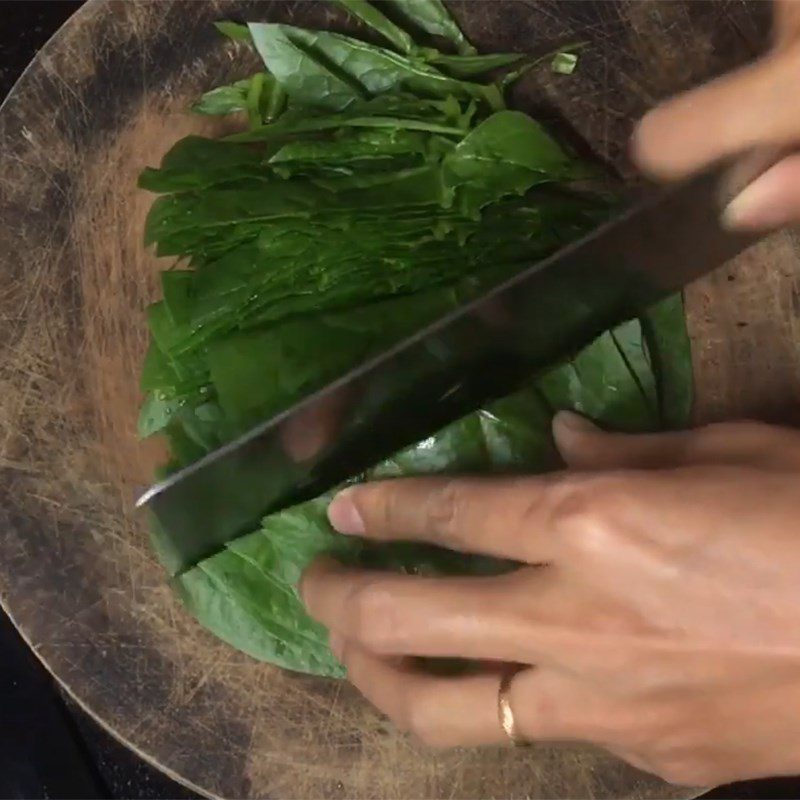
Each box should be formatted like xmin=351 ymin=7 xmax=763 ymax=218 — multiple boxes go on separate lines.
xmin=139 ymin=0 xmax=692 ymax=676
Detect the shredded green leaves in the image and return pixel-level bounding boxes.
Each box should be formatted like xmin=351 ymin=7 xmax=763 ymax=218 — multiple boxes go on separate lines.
xmin=551 ymin=51 xmax=579 ymax=75
xmin=139 ymin=0 xmax=692 ymax=677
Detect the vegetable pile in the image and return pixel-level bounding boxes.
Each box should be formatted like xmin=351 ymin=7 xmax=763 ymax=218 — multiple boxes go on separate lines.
xmin=138 ymin=0 xmax=692 ymax=677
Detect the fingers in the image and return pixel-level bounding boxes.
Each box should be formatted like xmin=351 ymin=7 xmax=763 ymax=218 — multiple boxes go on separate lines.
xmin=333 ymin=642 xmax=507 ymax=747
xmin=775 ymin=0 xmax=800 ymax=48
xmin=335 ymin=641 xmax=618 ymax=748
xmin=302 ymin=558 xmax=542 ymax=662
xmin=634 ymin=3 xmax=800 ymax=233
xmin=553 ymin=411 xmax=704 ymax=470
xmin=303 ymin=557 xmax=655 ymax=668
xmin=722 ymin=153 xmax=800 ymax=230
xmin=327 ymin=475 xmax=562 ymax=563
xmin=553 ymin=412 xmax=800 ymax=471
xmin=633 ymin=45 xmax=800 ymax=181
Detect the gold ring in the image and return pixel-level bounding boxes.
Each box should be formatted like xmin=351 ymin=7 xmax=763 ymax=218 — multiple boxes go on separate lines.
xmin=498 ymin=665 xmax=530 ymax=746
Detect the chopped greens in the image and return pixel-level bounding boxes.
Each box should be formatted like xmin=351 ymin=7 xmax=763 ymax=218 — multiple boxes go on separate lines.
xmin=139 ymin=0 xmax=692 ymax=677
xmin=551 ymin=51 xmax=579 ymax=75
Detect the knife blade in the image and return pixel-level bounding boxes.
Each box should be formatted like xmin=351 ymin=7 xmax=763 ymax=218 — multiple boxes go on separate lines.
xmin=139 ymin=164 xmax=762 ymax=576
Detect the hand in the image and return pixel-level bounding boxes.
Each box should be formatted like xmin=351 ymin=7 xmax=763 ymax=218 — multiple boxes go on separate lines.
xmin=302 ymin=414 xmax=800 ymax=785
xmin=634 ymin=0 xmax=800 ymax=231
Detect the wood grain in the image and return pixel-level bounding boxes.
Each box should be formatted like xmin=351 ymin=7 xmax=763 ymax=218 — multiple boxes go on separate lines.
xmin=0 ymin=1 xmax=794 ymax=798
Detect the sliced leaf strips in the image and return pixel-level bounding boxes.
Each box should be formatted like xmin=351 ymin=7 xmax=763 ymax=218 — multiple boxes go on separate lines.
xmin=139 ymin=0 xmax=692 ymax=677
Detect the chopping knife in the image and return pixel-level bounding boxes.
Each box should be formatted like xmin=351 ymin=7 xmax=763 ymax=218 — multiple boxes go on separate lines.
xmin=138 ymin=164 xmax=763 ymax=576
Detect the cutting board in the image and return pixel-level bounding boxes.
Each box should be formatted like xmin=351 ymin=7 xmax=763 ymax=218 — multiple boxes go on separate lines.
xmin=0 ymin=1 xmax=795 ymax=798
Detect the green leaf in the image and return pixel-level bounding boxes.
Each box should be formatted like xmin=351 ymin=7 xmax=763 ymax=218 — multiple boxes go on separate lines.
xmin=140 ymin=8 xmax=693 ymax=678
xmin=178 ymin=311 xmax=677 ymax=677
xmin=267 ymin=128 xmax=438 ymax=177
xmin=214 ymin=21 xmax=252 ymax=42
xmin=641 ymin=294 xmax=694 ymax=428
xmin=174 ymin=495 xmax=350 ymax=677
xmin=207 ymin=285 xmax=469 ymax=424
xmin=263 ymin=79 xmax=287 ymax=122
xmin=428 ymin=51 xmax=523 ymax=78
xmin=225 ymin=112 xmax=466 ymax=144
xmin=382 ymin=0 xmax=476 ymax=55
xmin=138 ymin=136 xmax=267 ymax=194
xmin=248 ymin=23 xmax=367 ymax=111
xmin=224 ymin=93 xmax=475 ymax=142
xmin=336 ymin=0 xmax=415 ymax=54
xmin=161 ymin=270 xmax=194 ymax=325
xmin=443 ymin=111 xmax=578 ymax=214
xmin=140 ymin=341 xmax=177 ymax=393
xmin=192 ymin=78 xmax=251 ymax=116
xmin=538 ymin=324 xmax=659 ymax=432
xmin=247 ymin=23 xmax=496 ymax=111
xmin=137 ymin=392 xmax=182 ymax=439
xmin=446 ymin=111 xmax=572 ymax=178
xmin=499 ymin=42 xmax=587 ymax=90
xmin=611 ymin=322 xmax=659 ymax=418
xmin=551 ymin=51 xmax=579 ymax=75
xmin=192 ymin=72 xmax=287 ymax=127
xmin=246 ymin=71 xmax=266 ymax=128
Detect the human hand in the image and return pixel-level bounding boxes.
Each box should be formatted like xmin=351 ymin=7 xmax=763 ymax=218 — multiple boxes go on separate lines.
xmin=634 ymin=0 xmax=800 ymax=231
xmin=302 ymin=414 xmax=800 ymax=785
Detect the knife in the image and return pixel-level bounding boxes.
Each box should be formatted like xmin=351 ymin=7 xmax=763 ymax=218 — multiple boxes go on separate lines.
xmin=139 ymin=164 xmax=762 ymax=576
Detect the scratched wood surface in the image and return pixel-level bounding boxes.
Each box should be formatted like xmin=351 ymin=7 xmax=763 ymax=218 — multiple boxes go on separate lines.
xmin=0 ymin=1 xmax=795 ymax=798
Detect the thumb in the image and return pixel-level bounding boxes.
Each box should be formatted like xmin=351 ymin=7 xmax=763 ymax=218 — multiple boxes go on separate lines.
xmin=721 ymin=153 xmax=800 ymax=231
xmin=551 ymin=412 xmax=800 ymax=471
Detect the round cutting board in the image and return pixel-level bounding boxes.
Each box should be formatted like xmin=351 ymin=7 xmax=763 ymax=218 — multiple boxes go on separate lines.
xmin=0 ymin=1 xmax=795 ymax=798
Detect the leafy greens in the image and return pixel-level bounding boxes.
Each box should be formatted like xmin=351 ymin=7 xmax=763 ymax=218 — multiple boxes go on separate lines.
xmin=138 ymin=0 xmax=692 ymax=678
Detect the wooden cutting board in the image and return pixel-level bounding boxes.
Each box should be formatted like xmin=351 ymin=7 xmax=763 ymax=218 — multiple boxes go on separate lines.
xmin=0 ymin=1 xmax=795 ymax=798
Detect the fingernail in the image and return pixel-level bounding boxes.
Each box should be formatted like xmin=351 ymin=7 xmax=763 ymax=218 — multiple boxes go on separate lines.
xmin=327 ymin=487 xmax=365 ymax=535
xmin=328 ymin=631 xmax=345 ymax=661
xmin=722 ymin=172 xmax=786 ymax=231
xmin=552 ymin=410 xmax=598 ymax=433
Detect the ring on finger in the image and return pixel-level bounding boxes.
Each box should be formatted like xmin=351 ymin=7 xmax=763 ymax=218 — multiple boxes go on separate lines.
xmin=498 ymin=664 xmax=532 ymax=747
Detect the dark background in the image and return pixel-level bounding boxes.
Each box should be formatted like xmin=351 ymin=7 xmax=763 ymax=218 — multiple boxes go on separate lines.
xmin=0 ymin=2 xmax=797 ymax=799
